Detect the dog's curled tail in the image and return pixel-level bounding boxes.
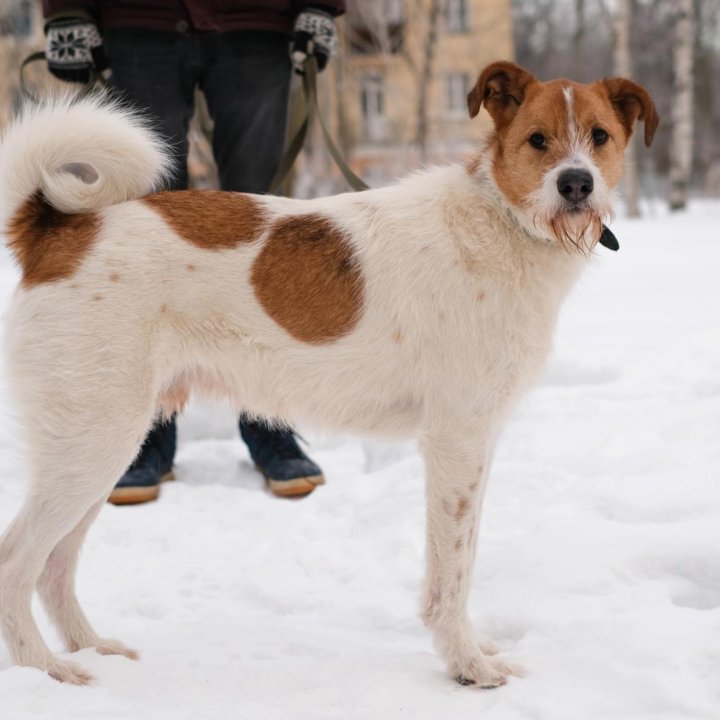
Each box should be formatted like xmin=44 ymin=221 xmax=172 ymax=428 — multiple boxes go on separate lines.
xmin=0 ymin=92 xmax=172 ymax=225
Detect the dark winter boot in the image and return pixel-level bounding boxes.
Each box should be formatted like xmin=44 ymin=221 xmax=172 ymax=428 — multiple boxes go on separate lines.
xmin=239 ymin=418 xmax=324 ymax=498
xmin=108 ymin=417 xmax=177 ymax=505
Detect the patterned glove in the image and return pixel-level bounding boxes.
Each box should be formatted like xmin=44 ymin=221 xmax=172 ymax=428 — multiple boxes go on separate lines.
xmin=44 ymin=16 xmax=108 ymax=83
xmin=291 ymin=8 xmax=337 ymax=74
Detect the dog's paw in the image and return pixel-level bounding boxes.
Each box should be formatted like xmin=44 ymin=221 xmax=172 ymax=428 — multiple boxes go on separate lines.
xmin=94 ymin=638 xmax=140 ymax=660
xmin=451 ymin=653 xmax=519 ymax=689
xmin=46 ymin=658 xmax=95 ymax=685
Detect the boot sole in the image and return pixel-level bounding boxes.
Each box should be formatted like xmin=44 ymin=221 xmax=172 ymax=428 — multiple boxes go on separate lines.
xmin=107 ymin=471 xmax=175 ymax=506
xmin=264 ymin=472 xmax=325 ymax=498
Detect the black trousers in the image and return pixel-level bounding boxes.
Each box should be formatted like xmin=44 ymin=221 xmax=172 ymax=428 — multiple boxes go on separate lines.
xmin=105 ymin=28 xmax=292 ymax=192
xmin=104 ymin=28 xmax=292 ymax=470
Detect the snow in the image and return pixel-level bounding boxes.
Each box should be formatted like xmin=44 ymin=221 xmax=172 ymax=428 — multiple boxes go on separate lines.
xmin=1 ymin=201 xmax=719 ymax=720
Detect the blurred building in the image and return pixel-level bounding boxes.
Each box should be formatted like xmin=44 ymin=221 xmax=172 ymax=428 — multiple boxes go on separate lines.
xmin=318 ymin=0 xmax=515 ymax=187
xmin=0 ymin=0 xmax=43 ymax=128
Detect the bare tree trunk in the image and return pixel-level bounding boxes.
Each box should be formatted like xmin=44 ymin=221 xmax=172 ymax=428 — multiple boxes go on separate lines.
xmin=669 ymin=0 xmax=694 ymax=211
xmin=694 ymin=0 xmax=715 ymax=193
xmin=416 ymin=0 xmax=443 ymax=164
xmin=613 ymin=0 xmax=640 ymax=217
xmin=573 ymin=0 xmax=585 ymax=81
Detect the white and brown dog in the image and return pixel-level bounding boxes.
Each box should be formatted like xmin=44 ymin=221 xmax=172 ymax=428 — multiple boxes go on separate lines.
xmin=0 ymin=62 xmax=657 ymax=687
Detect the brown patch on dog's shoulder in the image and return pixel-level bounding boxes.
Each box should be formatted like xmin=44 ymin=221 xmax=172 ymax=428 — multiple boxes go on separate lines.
xmin=7 ymin=192 xmax=100 ymax=288
xmin=145 ymin=190 xmax=265 ymax=249
xmin=252 ymin=214 xmax=364 ymax=344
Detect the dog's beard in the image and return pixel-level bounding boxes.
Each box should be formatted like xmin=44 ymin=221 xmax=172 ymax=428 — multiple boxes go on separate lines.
xmin=530 ymin=201 xmax=613 ymax=256
xmin=547 ymin=209 xmax=604 ymax=255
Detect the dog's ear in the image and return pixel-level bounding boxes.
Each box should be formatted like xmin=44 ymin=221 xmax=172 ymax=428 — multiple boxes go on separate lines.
xmin=467 ymin=61 xmax=537 ymax=130
xmin=600 ymin=78 xmax=659 ymax=148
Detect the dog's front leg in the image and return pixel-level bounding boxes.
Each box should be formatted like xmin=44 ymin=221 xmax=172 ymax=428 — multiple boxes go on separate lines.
xmin=420 ymin=429 xmax=510 ymax=688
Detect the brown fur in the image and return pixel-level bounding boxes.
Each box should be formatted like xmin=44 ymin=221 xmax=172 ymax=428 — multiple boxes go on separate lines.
xmin=600 ymin=78 xmax=659 ymax=147
xmin=251 ymin=214 xmax=364 ymax=344
xmin=467 ymin=61 xmax=536 ymax=130
xmin=7 ymin=193 xmax=100 ymax=288
xmin=145 ymin=190 xmax=265 ymax=249
xmin=489 ymin=80 xmax=631 ymax=209
xmin=455 ymin=497 xmax=470 ymax=522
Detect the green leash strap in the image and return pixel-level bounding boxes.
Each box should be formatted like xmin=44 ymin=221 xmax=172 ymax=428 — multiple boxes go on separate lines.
xmin=270 ymin=55 xmax=369 ymax=194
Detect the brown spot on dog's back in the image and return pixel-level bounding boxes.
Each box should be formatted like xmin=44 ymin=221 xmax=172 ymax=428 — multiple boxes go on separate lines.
xmin=92 ymin=294 xmax=102 ymax=301
xmin=7 ymin=193 xmax=99 ymax=288
xmin=186 ymin=264 xmax=196 ymax=272
xmin=145 ymin=190 xmax=265 ymax=249
xmin=109 ymin=273 xmax=120 ymax=282
xmin=252 ymin=215 xmax=364 ymax=344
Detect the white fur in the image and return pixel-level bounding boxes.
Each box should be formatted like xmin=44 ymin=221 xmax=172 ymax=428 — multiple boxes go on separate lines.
xmin=0 ymin=92 xmax=609 ymax=688
xmin=0 ymin=93 xmax=171 ymax=222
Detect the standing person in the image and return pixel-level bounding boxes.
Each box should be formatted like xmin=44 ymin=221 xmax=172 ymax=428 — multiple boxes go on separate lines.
xmin=42 ymin=0 xmax=345 ymax=503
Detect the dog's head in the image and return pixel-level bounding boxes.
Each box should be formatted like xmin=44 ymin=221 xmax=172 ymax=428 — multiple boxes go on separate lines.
xmin=468 ymin=61 xmax=658 ymax=252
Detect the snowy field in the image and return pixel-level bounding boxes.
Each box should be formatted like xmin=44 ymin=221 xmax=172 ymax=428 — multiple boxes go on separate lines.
xmin=0 ymin=201 xmax=719 ymax=720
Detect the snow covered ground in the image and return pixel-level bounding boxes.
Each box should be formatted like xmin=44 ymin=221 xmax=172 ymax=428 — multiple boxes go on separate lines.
xmin=0 ymin=201 xmax=719 ymax=720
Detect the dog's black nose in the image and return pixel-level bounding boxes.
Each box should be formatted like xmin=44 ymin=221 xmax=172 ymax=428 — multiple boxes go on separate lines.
xmin=557 ymin=169 xmax=594 ymax=202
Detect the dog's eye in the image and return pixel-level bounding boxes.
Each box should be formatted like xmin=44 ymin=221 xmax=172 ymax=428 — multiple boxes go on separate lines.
xmin=528 ymin=133 xmax=547 ymax=150
xmin=592 ymin=128 xmax=609 ymax=146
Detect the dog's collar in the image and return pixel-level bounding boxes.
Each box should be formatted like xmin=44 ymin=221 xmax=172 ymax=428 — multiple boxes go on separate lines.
xmin=599 ymin=225 xmax=619 ymax=251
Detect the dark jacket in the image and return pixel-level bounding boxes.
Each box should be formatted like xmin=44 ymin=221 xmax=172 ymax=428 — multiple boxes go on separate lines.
xmin=43 ymin=1 xmax=345 ymax=35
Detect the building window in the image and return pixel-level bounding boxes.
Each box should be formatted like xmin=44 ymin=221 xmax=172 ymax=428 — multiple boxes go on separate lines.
xmin=445 ymin=73 xmax=470 ymax=116
xmin=360 ymin=75 xmax=387 ymax=141
xmin=348 ymin=0 xmax=405 ymax=54
xmin=445 ymin=0 xmax=469 ymax=33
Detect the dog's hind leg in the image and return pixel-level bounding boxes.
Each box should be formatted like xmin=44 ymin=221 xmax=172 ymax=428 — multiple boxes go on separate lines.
xmin=37 ymin=500 xmax=139 ymax=661
xmin=0 ymin=372 xmax=155 ymax=684
xmin=420 ymin=426 xmax=513 ymax=688
xmin=0 ymin=497 xmax=103 ymax=684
